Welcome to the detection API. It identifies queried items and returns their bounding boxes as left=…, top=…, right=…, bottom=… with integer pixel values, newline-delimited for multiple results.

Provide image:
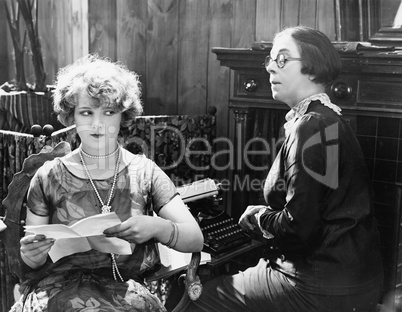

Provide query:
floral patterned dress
left=10, top=152, right=177, bottom=312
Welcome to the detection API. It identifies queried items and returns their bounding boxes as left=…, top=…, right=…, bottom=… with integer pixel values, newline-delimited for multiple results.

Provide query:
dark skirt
left=187, top=258, right=382, bottom=312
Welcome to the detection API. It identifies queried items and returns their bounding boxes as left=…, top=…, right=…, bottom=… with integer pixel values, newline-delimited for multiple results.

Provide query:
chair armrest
left=184, top=252, right=202, bottom=300
left=171, top=252, right=202, bottom=312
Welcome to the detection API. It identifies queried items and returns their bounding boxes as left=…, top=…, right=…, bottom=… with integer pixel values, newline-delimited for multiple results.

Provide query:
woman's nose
left=92, top=123, right=105, bottom=130
left=266, top=61, right=276, bottom=74
left=91, top=117, right=105, bottom=130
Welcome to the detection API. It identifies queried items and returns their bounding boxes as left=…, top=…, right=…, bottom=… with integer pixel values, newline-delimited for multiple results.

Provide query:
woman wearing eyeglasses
left=188, top=26, right=383, bottom=312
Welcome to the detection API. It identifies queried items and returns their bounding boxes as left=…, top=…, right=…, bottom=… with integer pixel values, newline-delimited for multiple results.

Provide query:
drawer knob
left=244, top=79, right=258, bottom=92
left=331, top=81, right=352, bottom=100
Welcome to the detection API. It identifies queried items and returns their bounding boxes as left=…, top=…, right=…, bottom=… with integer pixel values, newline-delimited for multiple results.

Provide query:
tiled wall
left=354, top=114, right=402, bottom=303
left=234, top=108, right=400, bottom=305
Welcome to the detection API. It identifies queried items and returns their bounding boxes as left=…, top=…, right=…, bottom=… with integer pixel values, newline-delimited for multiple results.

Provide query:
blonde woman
left=13, top=55, right=203, bottom=312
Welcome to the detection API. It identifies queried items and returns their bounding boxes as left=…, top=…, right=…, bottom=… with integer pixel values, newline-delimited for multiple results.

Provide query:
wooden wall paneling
left=316, top=0, right=336, bottom=40
left=281, top=0, right=300, bottom=28
left=337, top=0, right=362, bottom=41
left=21, top=0, right=38, bottom=86
left=117, top=0, right=148, bottom=112
left=71, top=0, right=89, bottom=62
left=146, top=0, right=179, bottom=115
left=56, top=0, right=73, bottom=69
left=256, top=0, right=281, bottom=41
left=226, top=0, right=257, bottom=215
left=232, top=0, right=256, bottom=48
left=208, top=0, right=231, bottom=134
left=177, top=0, right=209, bottom=115
left=10, top=0, right=61, bottom=87
left=299, top=0, right=318, bottom=28
left=208, top=0, right=232, bottom=181
left=4, top=0, right=15, bottom=84
left=38, top=0, right=58, bottom=85
left=55, top=0, right=65, bottom=68
left=88, top=0, right=117, bottom=60
left=63, top=1, right=74, bottom=68
left=0, top=0, right=9, bottom=84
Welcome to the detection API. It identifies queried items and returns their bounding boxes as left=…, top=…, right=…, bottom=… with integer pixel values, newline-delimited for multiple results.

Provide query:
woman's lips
left=90, top=134, right=104, bottom=138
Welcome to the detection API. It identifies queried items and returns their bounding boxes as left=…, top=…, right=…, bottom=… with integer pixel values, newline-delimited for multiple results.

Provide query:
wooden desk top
left=147, top=239, right=264, bottom=282
left=206, top=239, right=264, bottom=267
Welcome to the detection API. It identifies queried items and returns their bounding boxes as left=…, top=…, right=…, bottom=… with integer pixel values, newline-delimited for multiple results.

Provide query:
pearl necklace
left=78, top=148, right=124, bottom=282
left=79, top=148, right=121, bottom=214
left=80, top=144, right=120, bottom=159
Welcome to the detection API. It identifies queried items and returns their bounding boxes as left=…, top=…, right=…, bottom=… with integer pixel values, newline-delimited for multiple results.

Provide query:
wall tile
left=374, top=160, right=397, bottom=183
left=373, top=181, right=397, bottom=206
left=356, top=116, right=377, bottom=136
left=378, top=117, right=400, bottom=138
left=376, top=137, right=398, bottom=161
left=357, top=135, right=376, bottom=159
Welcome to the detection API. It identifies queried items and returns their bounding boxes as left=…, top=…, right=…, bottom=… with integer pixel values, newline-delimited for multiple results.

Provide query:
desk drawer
left=234, top=71, right=272, bottom=100
left=330, top=75, right=402, bottom=113
left=233, top=70, right=402, bottom=114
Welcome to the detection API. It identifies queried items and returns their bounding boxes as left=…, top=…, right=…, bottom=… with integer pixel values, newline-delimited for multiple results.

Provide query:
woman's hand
left=239, top=205, right=267, bottom=233
left=20, top=234, right=54, bottom=269
left=104, top=215, right=159, bottom=244
left=104, top=195, right=204, bottom=252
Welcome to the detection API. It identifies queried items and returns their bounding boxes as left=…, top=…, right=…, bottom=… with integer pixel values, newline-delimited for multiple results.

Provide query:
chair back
left=0, top=142, right=71, bottom=309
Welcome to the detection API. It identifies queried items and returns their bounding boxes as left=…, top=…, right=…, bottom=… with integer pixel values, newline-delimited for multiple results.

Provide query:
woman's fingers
left=104, top=219, right=134, bottom=235
left=239, top=205, right=266, bottom=231
left=103, top=216, right=154, bottom=244
left=21, top=234, right=46, bottom=244
left=20, top=234, right=55, bottom=257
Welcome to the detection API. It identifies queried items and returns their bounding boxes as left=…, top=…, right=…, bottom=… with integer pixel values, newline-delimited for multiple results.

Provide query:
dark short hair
left=275, top=26, right=341, bottom=87
left=53, top=54, right=143, bottom=128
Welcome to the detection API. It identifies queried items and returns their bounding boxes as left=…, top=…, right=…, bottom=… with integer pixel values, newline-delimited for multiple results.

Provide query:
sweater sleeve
left=259, top=114, right=337, bottom=247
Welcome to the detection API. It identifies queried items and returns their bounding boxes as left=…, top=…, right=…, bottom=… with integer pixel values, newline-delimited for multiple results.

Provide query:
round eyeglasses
left=264, top=53, right=302, bottom=70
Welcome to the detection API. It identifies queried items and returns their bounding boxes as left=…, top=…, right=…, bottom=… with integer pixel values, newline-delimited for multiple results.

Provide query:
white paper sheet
left=25, top=212, right=132, bottom=262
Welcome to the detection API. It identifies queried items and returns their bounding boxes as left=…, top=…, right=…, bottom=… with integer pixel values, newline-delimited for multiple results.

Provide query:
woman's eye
left=105, top=110, right=116, bottom=116
left=80, top=111, right=92, bottom=116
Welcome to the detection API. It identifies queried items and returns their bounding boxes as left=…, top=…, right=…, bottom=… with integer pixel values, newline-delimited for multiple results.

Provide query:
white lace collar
left=284, top=93, right=342, bottom=135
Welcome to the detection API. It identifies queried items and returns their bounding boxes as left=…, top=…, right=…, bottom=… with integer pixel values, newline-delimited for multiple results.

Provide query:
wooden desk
left=148, top=239, right=264, bottom=282
left=206, top=239, right=264, bottom=268
left=161, top=239, right=265, bottom=310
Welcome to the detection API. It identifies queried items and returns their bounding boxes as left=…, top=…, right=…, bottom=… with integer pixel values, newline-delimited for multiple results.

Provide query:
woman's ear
left=67, top=116, right=75, bottom=127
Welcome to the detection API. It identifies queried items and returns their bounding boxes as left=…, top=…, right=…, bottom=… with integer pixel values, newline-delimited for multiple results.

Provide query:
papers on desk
left=24, top=212, right=132, bottom=262
left=152, top=243, right=211, bottom=279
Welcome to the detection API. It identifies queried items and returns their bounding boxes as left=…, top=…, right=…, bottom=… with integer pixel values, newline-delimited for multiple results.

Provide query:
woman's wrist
left=160, top=219, right=179, bottom=248
left=256, top=206, right=275, bottom=239
left=20, top=251, right=47, bottom=269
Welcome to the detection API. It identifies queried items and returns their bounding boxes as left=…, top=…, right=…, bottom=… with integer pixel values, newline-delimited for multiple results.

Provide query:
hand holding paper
left=25, top=212, right=132, bottom=262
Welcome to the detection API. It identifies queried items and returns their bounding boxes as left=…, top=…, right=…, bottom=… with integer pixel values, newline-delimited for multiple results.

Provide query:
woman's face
left=74, top=92, right=122, bottom=154
left=266, top=33, right=315, bottom=108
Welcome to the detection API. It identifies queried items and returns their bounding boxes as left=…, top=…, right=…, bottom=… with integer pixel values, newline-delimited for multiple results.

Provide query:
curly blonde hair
left=53, top=54, right=143, bottom=128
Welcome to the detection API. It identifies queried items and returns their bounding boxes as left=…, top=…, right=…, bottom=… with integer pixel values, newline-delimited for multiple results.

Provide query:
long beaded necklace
left=78, top=146, right=124, bottom=282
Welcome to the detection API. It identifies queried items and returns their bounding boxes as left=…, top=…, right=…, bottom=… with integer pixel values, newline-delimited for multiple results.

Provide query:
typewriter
left=198, top=211, right=251, bottom=257
left=177, top=179, right=252, bottom=257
